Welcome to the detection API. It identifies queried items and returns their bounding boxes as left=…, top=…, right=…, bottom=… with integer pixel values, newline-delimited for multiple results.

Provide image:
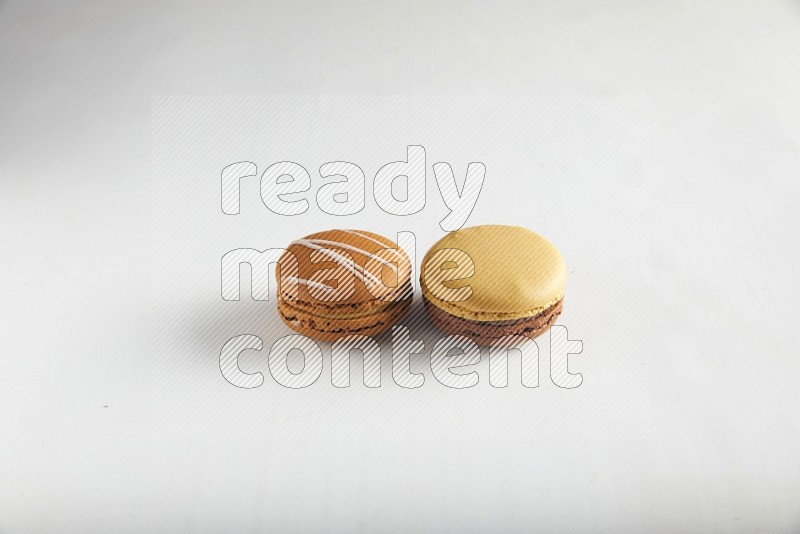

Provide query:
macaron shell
left=277, top=296, right=411, bottom=342
left=423, top=294, right=563, bottom=345
left=279, top=229, right=412, bottom=312
left=421, top=225, right=566, bottom=321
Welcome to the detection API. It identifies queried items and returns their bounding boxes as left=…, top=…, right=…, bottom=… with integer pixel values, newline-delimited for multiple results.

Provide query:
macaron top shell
left=278, top=229, right=412, bottom=312
left=420, top=225, right=566, bottom=321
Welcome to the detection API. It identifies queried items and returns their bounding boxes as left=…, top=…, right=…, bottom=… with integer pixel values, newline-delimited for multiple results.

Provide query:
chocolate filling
left=278, top=297, right=411, bottom=335
left=423, top=297, right=563, bottom=345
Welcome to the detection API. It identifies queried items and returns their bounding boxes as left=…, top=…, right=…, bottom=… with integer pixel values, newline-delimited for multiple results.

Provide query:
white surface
left=1, top=1, right=799, bottom=532
left=149, top=94, right=650, bottom=442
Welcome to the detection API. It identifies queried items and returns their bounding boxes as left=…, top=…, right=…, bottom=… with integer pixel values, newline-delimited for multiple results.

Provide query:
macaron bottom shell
left=422, top=295, right=562, bottom=346
left=277, top=296, right=412, bottom=342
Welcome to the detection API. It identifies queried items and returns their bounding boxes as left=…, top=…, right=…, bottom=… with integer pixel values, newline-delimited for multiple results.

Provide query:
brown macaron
left=276, top=229, right=412, bottom=341
left=420, top=225, right=566, bottom=345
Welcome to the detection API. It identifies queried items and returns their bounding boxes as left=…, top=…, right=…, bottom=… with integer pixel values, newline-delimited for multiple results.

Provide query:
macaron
left=420, top=225, right=565, bottom=345
left=276, top=229, right=412, bottom=341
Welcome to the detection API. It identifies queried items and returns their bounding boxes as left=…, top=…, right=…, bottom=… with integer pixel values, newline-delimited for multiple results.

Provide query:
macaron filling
left=423, top=296, right=562, bottom=342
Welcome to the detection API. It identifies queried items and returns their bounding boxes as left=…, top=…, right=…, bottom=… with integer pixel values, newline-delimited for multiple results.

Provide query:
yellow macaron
left=420, top=225, right=566, bottom=344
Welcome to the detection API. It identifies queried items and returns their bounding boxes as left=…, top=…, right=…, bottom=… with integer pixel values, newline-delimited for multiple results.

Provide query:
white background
left=150, top=94, right=651, bottom=443
left=2, top=1, right=799, bottom=532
